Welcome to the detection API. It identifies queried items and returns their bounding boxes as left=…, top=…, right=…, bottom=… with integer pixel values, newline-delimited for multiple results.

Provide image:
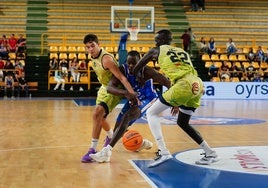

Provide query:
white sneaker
left=79, top=87, right=83, bottom=91
left=147, top=149, right=173, bottom=168
left=70, top=86, right=73, bottom=91
left=136, top=139, right=153, bottom=152
left=89, top=146, right=111, bottom=163
left=195, top=151, right=220, bottom=165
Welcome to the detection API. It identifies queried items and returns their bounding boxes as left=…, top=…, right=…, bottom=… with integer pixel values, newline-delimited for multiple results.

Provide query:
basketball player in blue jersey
left=133, top=29, right=219, bottom=167
left=89, top=50, right=171, bottom=163
left=81, top=34, right=137, bottom=163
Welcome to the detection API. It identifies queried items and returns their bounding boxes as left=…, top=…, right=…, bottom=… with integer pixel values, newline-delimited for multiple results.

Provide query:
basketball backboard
left=111, top=6, right=155, bottom=33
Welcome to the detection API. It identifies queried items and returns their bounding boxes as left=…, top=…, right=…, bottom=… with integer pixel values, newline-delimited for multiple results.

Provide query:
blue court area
left=131, top=146, right=268, bottom=188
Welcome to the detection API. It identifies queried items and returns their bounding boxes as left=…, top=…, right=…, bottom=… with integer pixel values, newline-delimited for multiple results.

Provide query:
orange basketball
left=122, top=130, right=143, bottom=151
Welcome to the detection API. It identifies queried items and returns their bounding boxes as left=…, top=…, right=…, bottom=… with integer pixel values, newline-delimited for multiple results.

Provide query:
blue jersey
left=122, top=63, right=157, bottom=101
left=116, top=64, right=158, bottom=126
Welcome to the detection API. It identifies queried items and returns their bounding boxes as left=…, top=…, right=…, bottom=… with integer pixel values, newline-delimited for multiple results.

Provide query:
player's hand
left=124, top=92, right=139, bottom=106
left=171, top=106, right=179, bottom=116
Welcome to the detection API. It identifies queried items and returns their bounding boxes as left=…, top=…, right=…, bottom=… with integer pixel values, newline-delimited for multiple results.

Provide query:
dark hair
left=156, top=29, right=172, bottom=44
left=128, top=50, right=140, bottom=59
left=83, top=34, right=99, bottom=44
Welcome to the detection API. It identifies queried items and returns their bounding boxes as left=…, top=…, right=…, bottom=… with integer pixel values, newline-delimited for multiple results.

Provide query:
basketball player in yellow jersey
left=81, top=34, right=137, bottom=163
left=133, top=29, right=219, bottom=167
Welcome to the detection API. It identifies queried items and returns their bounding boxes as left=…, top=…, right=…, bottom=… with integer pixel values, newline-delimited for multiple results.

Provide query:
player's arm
left=107, top=66, right=129, bottom=97
left=143, top=66, right=171, bottom=89
left=103, top=55, right=137, bottom=103
left=133, top=47, right=159, bottom=75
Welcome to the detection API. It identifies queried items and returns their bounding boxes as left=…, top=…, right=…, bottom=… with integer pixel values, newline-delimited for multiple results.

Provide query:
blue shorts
left=116, top=97, right=157, bottom=126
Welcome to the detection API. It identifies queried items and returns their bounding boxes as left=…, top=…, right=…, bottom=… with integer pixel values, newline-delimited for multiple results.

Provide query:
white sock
left=146, top=99, right=170, bottom=153
left=90, top=138, right=98, bottom=149
left=200, top=140, right=213, bottom=154
left=106, top=129, right=113, bottom=138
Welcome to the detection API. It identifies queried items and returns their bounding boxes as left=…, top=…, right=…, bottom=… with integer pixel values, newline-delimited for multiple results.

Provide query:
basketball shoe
left=81, top=148, right=97, bottom=163
left=136, top=139, right=153, bottom=152
left=90, top=146, right=111, bottom=163
left=103, top=136, right=111, bottom=147
left=147, top=149, right=173, bottom=168
left=195, top=151, right=219, bottom=165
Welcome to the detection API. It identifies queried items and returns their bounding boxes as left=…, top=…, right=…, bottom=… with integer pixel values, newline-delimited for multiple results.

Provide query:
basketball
left=122, top=130, right=143, bottom=151
left=114, top=22, right=119, bottom=28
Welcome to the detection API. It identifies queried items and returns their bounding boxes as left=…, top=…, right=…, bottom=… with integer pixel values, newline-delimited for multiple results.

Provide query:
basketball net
left=127, top=27, right=139, bottom=41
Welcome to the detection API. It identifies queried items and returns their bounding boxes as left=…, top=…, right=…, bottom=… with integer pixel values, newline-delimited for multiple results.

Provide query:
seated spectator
left=0, top=57, right=5, bottom=81
left=207, top=37, right=216, bottom=55
left=0, top=35, right=8, bottom=58
left=247, top=47, right=255, bottom=62
left=208, top=61, right=218, bottom=80
left=219, top=61, right=231, bottom=80
left=229, top=62, right=241, bottom=78
left=53, top=70, right=65, bottom=91
left=246, top=62, right=255, bottom=80
left=262, top=68, right=268, bottom=82
left=240, top=72, right=249, bottom=82
left=255, top=46, right=265, bottom=63
left=17, top=72, right=29, bottom=97
left=198, top=37, right=208, bottom=54
left=49, top=57, right=58, bottom=70
left=226, top=38, right=237, bottom=55
left=16, top=34, right=26, bottom=54
left=14, top=59, right=24, bottom=81
left=251, top=72, right=262, bottom=82
left=3, top=59, right=15, bottom=79
left=59, top=58, right=68, bottom=77
left=8, top=34, right=17, bottom=53
left=4, top=72, right=15, bottom=99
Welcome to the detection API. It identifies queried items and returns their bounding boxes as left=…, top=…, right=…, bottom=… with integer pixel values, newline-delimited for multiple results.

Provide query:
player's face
left=85, top=41, right=100, bottom=58
left=154, top=33, right=162, bottom=47
left=127, top=55, right=139, bottom=74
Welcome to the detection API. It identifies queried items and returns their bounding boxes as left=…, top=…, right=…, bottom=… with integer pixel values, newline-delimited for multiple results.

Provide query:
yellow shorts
left=162, top=74, right=204, bottom=108
left=96, top=85, right=122, bottom=113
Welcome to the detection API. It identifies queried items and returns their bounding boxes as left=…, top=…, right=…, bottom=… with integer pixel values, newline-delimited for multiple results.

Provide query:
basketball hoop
left=127, top=27, right=139, bottom=41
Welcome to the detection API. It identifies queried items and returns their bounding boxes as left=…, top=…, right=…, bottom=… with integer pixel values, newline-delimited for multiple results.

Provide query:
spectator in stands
left=190, top=0, right=198, bottom=11
left=197, top=0, right=205, bottom=11
left=0, top=57, right=4, bottom=81
left=8, top=34, right=17, bottom=53
left=181, top=29, right=191, bottom=53
left=207, top=37, right=216, bottom=55
left=208, top=61, right=218, bottom=80
left=240, top=72, right=249, bottom=82
left=251, top=72, right=262, bottom=82
left=4, top=72, right=15, bottom=99
left=247, top=47, right=255, bottom=62
left=16, top=34, right=26, bottom=54
left=14, top=59, right=24, bottom=81
left=188, top=27, right=196, bottom=56
left=49, top=57, right=58, bottom=70
left=53, top=70, right=65, bottom=91
left=262, top=68, right=268, bottom=82
left=226, top=38, right=237, bottom=55
left=219, top=61, right=230, bottom=81
left=0, top=35, right=8, bottom=58
left=17, top=72, right=29, bottom=97
left=229, top=62, right=241, bottom=79
left=198, top=37, right=208, bottom=54
left=59, top=58, right=68, bottom=77
left=3, top=59, right=15, bottom=79
left=255, top=46, right=265, bottom=63
left=246, top=62, right=255, bottom=80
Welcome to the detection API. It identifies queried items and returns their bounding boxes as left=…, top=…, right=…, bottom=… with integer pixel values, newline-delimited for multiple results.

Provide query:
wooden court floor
left=0, top=98, right=267, bottom=188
